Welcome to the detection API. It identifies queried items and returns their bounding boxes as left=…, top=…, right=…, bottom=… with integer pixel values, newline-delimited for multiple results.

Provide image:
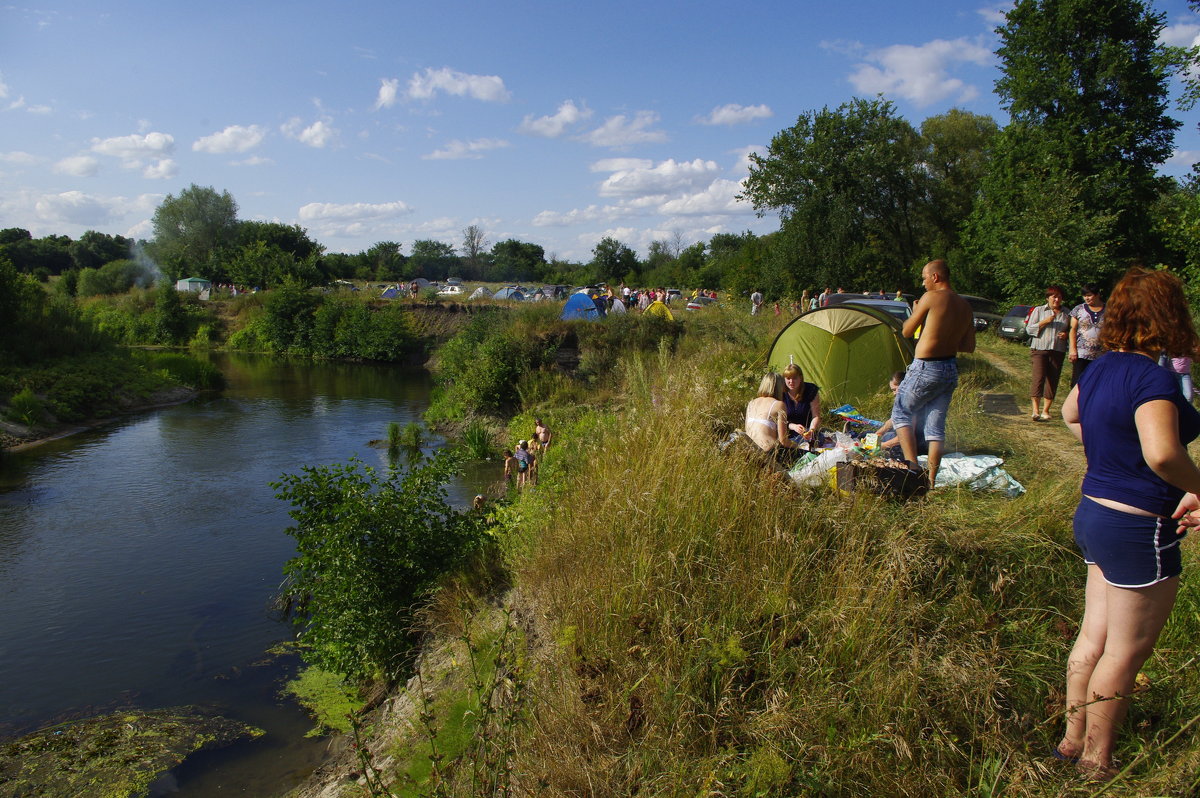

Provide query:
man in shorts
left=891, top=259, right=976, bottom=487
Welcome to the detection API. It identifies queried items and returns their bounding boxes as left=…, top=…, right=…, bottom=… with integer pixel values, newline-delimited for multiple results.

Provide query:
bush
left=6, top=386, right=46, bottom=426
left=139, top=351, right=226, bottom=389
left=273, top=452, right=489, bottom=680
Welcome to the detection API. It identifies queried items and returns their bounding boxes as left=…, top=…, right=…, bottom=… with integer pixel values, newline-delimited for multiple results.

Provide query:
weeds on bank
left=486, top=334, right=1200, bottom=796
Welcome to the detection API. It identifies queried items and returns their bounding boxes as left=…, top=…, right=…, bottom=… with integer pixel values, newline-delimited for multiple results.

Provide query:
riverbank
left=0, top=385, right=197, bottom=452
left=282, top=317, right=1200, bottom=797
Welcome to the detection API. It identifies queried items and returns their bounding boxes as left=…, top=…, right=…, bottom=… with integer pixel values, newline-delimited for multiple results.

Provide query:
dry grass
left=408, top=319, right=1200, bottom=797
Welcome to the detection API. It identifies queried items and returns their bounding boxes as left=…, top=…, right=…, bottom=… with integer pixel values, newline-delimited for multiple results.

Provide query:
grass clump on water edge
left=282, top=666, right=364, bottom=736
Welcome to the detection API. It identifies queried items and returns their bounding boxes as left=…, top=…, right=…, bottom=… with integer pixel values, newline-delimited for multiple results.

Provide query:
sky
left=3, top=0, right=1200, bottom=263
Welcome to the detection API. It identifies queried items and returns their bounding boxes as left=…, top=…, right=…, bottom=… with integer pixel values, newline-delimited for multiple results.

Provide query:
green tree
left=69, top=230, right=131, bottom=271
left=151, top=184, right=239, bottom=281
left=461, top=224, right=489, bottom=280
left=409, top=239, right=457, bottom=280
left=76, top=259, right=142, bottom=296
left=964, top=166, right=1118, bottom=301
left=272, top=452, right=487, bottom=679
left=363, top=241, right=406, bottom=282
left=742, top=97, right=930, bottom=292
left=590, top=236, right=640, bottom=284
left=919, top=110, right=999, bottom=261
left=974, top=0, right=1179, bottom=272
left=151, top=282, right=188, bottom=345
left=489, top=238, right=545, bottom=282
left=236, top=221, right=323, bottom=262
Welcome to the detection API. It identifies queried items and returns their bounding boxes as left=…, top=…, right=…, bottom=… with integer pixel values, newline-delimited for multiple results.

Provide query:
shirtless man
left=892, top=259, right=976, bottom=487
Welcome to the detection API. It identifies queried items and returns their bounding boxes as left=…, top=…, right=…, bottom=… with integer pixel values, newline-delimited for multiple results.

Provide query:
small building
left=175, top=277, right=212, bottom=293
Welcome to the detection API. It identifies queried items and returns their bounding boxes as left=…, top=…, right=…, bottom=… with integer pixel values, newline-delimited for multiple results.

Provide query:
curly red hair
left=1100, top=266, right=1199, bottom=357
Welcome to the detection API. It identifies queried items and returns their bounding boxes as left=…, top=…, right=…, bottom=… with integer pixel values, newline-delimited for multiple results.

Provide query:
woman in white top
left=744, top=373, right=800, bottom=456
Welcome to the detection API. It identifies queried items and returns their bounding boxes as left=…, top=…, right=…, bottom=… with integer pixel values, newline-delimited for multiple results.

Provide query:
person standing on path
left=750, top=289, right=764, bottom=315
left=1058, top=266, right=1200, bottom=782
left=1068, top=284, right=1106, bottom=388
left=1027, top=285, right=1071, bottom=420
left=890, top=259, right=976, bottom=487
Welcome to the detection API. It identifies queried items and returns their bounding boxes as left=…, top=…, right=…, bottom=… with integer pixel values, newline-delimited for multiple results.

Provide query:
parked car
left=437, top=284, right=463, bottom=296
left=961, top=295, right=1000, bottom=332
left=685, top=295, right=718, bottom=311
left=840, top=297, right=912, bottom=324
left=997, top=305, right=1034, bottom=341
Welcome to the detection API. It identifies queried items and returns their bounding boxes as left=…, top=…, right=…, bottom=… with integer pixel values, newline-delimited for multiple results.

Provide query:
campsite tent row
left=561, top=293, right=675, bottom=321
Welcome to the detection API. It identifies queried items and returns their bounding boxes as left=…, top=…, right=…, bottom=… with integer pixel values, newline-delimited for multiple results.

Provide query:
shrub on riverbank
left=273, top=451, right=490, bottom=682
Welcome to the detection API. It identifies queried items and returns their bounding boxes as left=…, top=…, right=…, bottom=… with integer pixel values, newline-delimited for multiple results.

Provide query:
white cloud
left=90, top=131, right=175, bottom=168
left=1162, top=23, right=1200, bottom=47
left=282, top=118, right=338, bottom=148
left=518, top=100, right=592, bottom=137
left=590, top=158, right=653, bottom=173
left=1167, top=149, right=1200, bottom=168
left=405, top=67, right=510, bottom=102
left=532, top=204, right=640, bottom=227
left=374, top=77, right=400, bottom=110
left=143, top=158, right=178, bottom=179
left=848, top=37, right=993, bottom=106
left=977, top=3, right=1012, bottom=26
left=6, top=96, right=25, bottom=111
left=53, top=155, right=100, bottom=176
left=423, top=138, right=509, bottom=160
left=579, top=111, right=668, bottom=148
left=0, top=151, right=40, bottom=165
left=193, top=124, right=267, bottom=154
left=657, top=179, right=753, bottom=216
left=298, top=200, right=413, bottom=222
left=730, top=145, right=767, bottom=174
left=596, top=158, right=722, bottom=198
left=696, top=103, right=773, bottom=126
left=232, top=155, right=274, bottom=166
left=33, top=190, right=137, bottom=226
left=298, top=200, right=416, bottom=239
left=26, top=104, right=51, bottom=114
left=0, top=73, right=8, bottom=99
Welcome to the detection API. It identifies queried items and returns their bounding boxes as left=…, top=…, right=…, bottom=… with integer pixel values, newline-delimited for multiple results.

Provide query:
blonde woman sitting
left=745, top=373, right=801, bottom=462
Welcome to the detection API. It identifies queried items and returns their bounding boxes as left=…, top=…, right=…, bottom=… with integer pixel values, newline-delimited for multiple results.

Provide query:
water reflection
left=0, top=352, right=494, bottom=795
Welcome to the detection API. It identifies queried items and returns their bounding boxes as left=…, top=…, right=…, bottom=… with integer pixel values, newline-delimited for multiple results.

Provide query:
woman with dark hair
left=781, top=363, right=820, bottom=442
left=1068, top=283, right=1106, bottom=388
left=1057, top=266, right=1200, bottom=781
left=1026, top=285, right=1070, bottom=420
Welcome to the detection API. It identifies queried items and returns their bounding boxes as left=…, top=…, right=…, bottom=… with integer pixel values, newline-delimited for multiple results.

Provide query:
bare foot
left=1076, top=760, right=1118, bottom=782
left=1051, top=741, right=1081, bottom=763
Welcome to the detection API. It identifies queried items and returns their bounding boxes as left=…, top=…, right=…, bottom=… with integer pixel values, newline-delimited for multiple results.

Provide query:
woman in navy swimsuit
left=1058, top=266, right=1200, bottom=780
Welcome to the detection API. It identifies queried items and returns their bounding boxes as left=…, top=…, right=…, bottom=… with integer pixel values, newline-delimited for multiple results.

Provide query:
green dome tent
left=766, top=304, right=914, bottom=404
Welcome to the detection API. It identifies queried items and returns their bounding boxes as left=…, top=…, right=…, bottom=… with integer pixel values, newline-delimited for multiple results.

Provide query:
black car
left=997, top=305, right=1034, bottom=341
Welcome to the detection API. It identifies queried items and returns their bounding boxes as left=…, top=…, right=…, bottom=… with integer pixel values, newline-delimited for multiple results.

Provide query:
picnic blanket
left=918, top=452, right=1025, bottom=497
left=829, top=404, right=884, bottom=429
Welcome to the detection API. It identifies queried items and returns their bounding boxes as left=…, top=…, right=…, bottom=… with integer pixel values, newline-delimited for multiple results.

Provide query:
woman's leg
left=1060, top=564, right=1108, bottom=757
left=1031, top=352, right=1046, bottom=417
left=1078, top=576, right=1179, bottom=774
left=1043, top=351, right=1066, bottom=416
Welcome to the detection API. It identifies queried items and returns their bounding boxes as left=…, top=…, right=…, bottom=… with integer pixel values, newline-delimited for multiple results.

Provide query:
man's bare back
left=902, top=261, right=975, bottom=358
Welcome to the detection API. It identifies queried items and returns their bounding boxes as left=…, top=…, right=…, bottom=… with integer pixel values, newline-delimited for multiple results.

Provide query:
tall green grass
left=436, top=335, right=1200, bottom=796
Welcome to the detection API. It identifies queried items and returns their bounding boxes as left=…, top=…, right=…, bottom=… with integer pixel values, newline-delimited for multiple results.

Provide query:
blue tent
left=561, top=292, right=600, bottom=320
left=380, top=286, right=400, bottom=299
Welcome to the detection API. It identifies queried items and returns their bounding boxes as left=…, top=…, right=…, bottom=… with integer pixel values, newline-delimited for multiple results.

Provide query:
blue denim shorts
left=891, top=358, right=958, bottom=442
left=1073, top=496, right=1184, bottom=588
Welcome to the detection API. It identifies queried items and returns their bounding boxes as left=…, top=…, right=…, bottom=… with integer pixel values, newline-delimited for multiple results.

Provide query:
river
left=0, top=352, right=496, bottom=795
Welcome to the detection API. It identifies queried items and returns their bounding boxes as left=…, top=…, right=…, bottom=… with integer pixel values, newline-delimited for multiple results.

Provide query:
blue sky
left=3, top=0, right=1200, bottom=263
